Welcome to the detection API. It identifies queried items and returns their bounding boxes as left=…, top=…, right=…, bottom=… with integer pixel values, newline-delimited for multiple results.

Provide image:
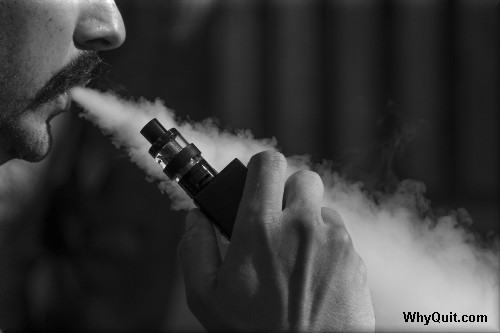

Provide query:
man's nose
left=74, top=0, right=126, bottom=51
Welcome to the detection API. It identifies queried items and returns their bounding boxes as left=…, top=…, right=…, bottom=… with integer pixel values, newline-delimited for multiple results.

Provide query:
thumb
left=178, top=208, right=221, bottom=302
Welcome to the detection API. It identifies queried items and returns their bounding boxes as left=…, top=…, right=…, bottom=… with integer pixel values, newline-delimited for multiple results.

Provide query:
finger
left=321, top=207, right=354, bottom=249
left=321, top=207, right=345, bottom=228
left=177, top=208, right=221, bottom=304
left=283, top=170, right=324, bottom=214
left=214, top=225, right=230, bottom=260
left=239, top=151, right=287, bottom=219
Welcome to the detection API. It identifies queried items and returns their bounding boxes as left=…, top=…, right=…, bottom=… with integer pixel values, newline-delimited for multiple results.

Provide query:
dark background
left=106, top=0, right=498, bottom=233
left=0, top=0, right=497, bottom=331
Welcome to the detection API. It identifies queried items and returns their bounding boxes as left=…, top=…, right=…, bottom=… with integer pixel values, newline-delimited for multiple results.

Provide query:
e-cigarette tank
left=141, top=118, right=247, bottom=240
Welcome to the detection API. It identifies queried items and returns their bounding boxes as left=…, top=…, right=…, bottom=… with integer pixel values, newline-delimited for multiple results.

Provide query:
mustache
left=27, top=51, right=109, bottom=110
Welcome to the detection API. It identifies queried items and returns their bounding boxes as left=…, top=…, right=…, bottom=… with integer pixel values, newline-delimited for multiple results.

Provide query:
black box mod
left=140, top=118, right=247, bottom=239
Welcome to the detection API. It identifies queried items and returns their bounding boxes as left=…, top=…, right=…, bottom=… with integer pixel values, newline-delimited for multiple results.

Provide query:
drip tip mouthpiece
left=140, top=118, right=168, bottom=145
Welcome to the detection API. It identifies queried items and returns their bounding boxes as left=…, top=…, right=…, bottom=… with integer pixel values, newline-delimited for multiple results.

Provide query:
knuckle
left=356, top=256, right=368, bottom=284
left=285, top=209, right=323, bottom=238
left=343, top=252, right=369, bottom=290
left=328, top=224, right=353, bottom=249
left=238, top=200, right=272, bottom=223
left=321, top=207, right=344, bottom=226
left=248, top=150, right=287, bottom=171
left=288, top=170, right=323, bottom=189
left=256, top=214, right=282, bottom=236
left=238, top=201, right=277, bottom=233
left=291, top=211, right=318, bottom=229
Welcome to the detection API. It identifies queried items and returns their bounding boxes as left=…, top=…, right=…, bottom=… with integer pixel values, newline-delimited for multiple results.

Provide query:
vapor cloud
left=70, top=87, right=499, bottom=332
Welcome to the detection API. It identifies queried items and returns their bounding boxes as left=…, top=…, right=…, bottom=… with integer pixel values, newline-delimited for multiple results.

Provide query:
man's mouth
left=49, top=77, right=93, bottom=118
left=57, top=92, right=71, bottom=111
left=27, top=51, right=107, bottom=111
left=44, top=92, right=71, bottom=121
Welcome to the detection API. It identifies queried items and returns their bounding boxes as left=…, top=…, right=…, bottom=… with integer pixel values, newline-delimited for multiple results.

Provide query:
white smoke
left=69, top=86, right=499, bottom=332
left=69, top=87, right=280, bottom=210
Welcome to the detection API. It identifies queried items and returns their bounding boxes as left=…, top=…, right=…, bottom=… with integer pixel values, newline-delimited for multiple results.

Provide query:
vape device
left=140, top=118, right=247, bottom=240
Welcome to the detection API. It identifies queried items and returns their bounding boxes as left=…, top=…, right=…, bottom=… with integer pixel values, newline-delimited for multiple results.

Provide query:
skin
left=0, top=0, right=126, bottom=164
left=0, top=1, right=375, bottom=330
left=178, top=151, right=375, bottom=332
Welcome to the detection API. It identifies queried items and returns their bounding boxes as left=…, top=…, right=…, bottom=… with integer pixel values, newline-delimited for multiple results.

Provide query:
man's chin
left=7, top=117, right=54, bottom=163
left=20, top=145, right=51, bottom=163
left=16, top=140, right=52, bottom=163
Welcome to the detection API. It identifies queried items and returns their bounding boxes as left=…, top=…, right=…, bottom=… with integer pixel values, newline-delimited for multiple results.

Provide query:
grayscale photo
left=0, top=0, right=498, bottom=331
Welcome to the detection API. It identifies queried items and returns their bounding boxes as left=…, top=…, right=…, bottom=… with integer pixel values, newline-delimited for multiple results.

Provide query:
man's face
left=0, top=0, right=125, bottom=163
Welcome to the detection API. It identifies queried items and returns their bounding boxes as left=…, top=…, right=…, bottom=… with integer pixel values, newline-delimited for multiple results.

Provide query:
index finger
left=238, top=150, right=287, bottom=220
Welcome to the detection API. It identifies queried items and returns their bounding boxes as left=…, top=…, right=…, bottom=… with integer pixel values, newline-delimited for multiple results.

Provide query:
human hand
left=178, top=151, right=375, bottom=332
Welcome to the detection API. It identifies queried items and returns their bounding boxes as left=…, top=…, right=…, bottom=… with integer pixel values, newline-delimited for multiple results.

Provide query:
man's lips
left=48, top=92, right=71, bottom=118
left=50, top=81, right=91, bottom=115
left=59, top=92, right=71, bottom=111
